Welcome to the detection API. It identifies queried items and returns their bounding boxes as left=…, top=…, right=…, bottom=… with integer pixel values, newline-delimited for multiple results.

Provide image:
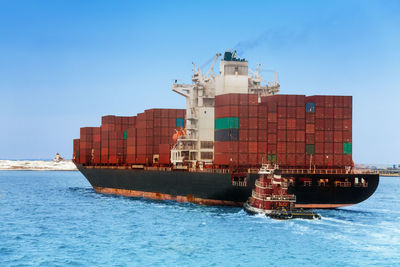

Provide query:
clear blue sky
left=0, top=0, right=399, bottom=164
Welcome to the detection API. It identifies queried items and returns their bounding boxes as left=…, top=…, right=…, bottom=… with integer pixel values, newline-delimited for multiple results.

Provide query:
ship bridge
left=171, top=51, right=280, bottom=168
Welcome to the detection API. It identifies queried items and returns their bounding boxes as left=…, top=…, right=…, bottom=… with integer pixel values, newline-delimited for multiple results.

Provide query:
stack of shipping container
left=73, top=94, right=352, bottom=169
left=213, top=94, right=352, bottom=169
left=73, top=109, right=185, bottom=166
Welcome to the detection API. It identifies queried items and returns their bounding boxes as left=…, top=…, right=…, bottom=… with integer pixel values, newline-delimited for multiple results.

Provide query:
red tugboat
left=244, top=164, right=321, bottom=220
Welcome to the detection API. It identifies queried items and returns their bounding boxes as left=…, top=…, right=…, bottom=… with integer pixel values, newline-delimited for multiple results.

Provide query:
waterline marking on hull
left=93, top=186, right=243, bottom=206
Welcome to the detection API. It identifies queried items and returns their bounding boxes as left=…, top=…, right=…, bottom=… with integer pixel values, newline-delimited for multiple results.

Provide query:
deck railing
left=252, top=191, right=296, bottom=201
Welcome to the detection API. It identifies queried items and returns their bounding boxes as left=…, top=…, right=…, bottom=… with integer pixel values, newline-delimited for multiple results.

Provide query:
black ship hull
left=77, top=165, right=379, bottom=208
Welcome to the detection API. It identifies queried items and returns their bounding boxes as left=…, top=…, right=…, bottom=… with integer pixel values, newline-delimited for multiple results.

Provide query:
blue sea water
left=0, top=171, right=399, bottom=266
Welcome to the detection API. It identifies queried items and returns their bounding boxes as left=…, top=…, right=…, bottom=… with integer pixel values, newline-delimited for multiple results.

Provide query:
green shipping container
left=343, top=142, right=352, bottom=155
left=215, top=117, right=239, bottom=130
left=176, top=118, right=184, bottom=127
left=123, top=131, right=128, bottom=140
left=306, top=144, right=315, bottom=155
left=76, top=151, right=80, bottom=157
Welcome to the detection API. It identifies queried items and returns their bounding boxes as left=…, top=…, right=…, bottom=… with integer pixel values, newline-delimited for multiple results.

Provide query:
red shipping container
left=73, top=139, right=80, bottom=163
left=296, top=131, right=305, bottom=142
left=278, top=106, right=287, bottom=118
left=343, top=108, right=352, bottom=119
left=229, top=105, right=239, bottom=117
left=325, top=119, right=334, bottom=131
left=343, top=120, right=352, bottom=131
left=334, top=96, right=344, bottom=108
left=344, top=96, right=352, bottom=108
left=276, top=95, right=288, bottom=106
left=108, top=155, right=118, bottom=164
left=325, top=154, right=334, bottom=166
left=287, top=95, right=297, bottom=106
left=343, top=155, right=353, bottom=166
left=239, top=154, right=249, bottom=165
left=296, top=95, right=305, bottom=106
left=306, top=124, right=315, bottom=134
left=215, top=95, right=228, bottom=106
left=334, top=143, right=342, bottom=154
left=248, top=142, right=257, bottom=153
left=258, top=129, right=267, bottom=141
left=214, top=153, right=230, bottom=165
left=334, top=119, right=343, bottom=131
left=296, top=107, right=305, bottom=118
left=278, top=119, right=286, bottom=130
left=287, top=107, right=296, bottom=118
left=249, top=130, right=257, bottom=141
left=306, top=114, right=315, bottom=124
left=296, top=119, right=305, bottom=130
left=296, top=143, right=305, bottom=154
left=324, top=131, right=334, bottom=142
left=324, top=143, right=334, bottom=154
left=267, top=144, right=277, bottom=154
left=325, top=96, right=334, bottom=107
left=334, top=131, right=343, bottom=143
left=334, top=155, right=343, bottom=166
left=334, top=107, right=344, bottom=119
left=258, top=105, right=267, bottom=117
left=168, top=109, right=178, bottom=118
left=249, top=118, right=258, bottom=129
left=239, top=142, right=248, bottom=153
left=267, top=102, right=277, bottom=113
left=230, top=94, right=240, bottom=105
left=268, top=113, right=277, bottom=122
left=214, top=142, right=225, bottom=153
left=258, top=118, right=267, bottom=130
left=277, top=142, right=287, bottom=153
left=287, top=130, right=296, bottom=142
left=315, top=143, right=324, bottom=154
left=268, top=134, right=277, bottom=144
left=306, top=134, right=314, bottom=144
left=315, top=106, right=325, bottom=119
left=248, top=153, right=257, bottom=165
left=249, top=106, right=258, bottom=117
left=239, top=94, right=249, bottom=105
left=343, top=131, right=352, bottom=142
left=240, top=106, right=250, bottom=118
left=249, top=94, right=258, bottom=105
left=287, top=119, right=296, bottom=130
left=315, top=119, right=324, bottom=131
left=215, top=141, right=233, bottom=153
left=324, top=107, right=334, bottom=119
left=239, top=117, right=249, bottom=129
left=277, top=130, right=286, bottom=142
left=214, top=106, right=223, bottom=118
left=268, top=123, right=277, bottom=133
left=296, top=154, right=305, bottom=166
left=287, top=142, right=296, bottom=154
left=258, top=142, right=267, bottom=154
left=287, top=154, right=296, bottom=165
left=314, top=154, right=324, bottom=166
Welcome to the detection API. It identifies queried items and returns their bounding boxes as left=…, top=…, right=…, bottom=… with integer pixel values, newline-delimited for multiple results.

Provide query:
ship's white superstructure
left=170, top=51, right=280, bottom=167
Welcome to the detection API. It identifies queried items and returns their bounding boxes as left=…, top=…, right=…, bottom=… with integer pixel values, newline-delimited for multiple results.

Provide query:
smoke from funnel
left=233, top=28, right=307, bottom=56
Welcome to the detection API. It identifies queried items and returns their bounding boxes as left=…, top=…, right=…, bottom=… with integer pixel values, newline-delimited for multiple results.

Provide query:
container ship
left=73, top=51, right=379, bottom=208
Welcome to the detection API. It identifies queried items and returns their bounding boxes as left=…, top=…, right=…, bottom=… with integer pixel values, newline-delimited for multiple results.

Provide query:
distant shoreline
left=0, top=160, right=78, bottom=171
